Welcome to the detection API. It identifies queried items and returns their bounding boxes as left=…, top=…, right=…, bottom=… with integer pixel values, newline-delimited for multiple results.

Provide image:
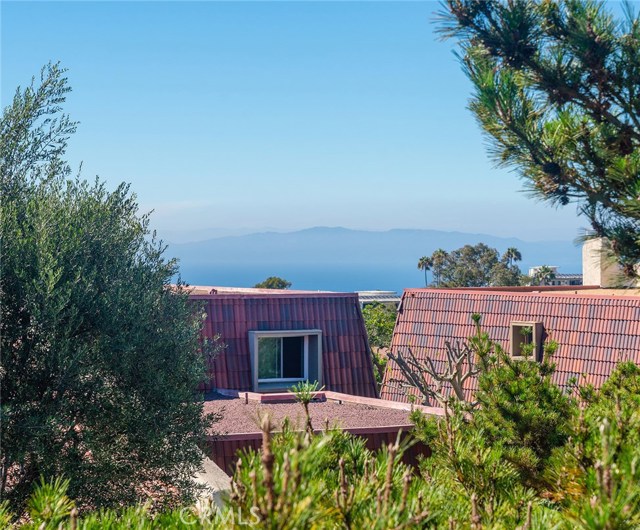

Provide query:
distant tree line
left=254, top=276, right=292, bottom=289
left=417, top=244, right=524, bottom=287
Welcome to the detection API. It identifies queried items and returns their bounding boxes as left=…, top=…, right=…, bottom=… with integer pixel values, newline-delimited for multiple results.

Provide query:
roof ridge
left=402, top=288, right=640, bottom=302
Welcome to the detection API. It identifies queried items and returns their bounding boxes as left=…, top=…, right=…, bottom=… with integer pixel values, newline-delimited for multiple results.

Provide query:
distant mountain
left=157, top=225, right=286, bottom=244
left=168, top=227, right=583, bottom=294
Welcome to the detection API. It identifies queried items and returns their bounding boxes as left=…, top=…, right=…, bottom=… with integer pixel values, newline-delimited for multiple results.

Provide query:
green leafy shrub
left=1, top=64, right=218, bottom=511
left=362, top=302, right=396, bottom=388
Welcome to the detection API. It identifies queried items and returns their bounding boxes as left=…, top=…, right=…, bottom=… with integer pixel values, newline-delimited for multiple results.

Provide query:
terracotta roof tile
left=381, top=289, right=640, bottom=404
left=193, top=290, right=378, bottom=398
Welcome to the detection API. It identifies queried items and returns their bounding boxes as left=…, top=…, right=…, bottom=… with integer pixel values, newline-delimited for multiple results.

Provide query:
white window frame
left=249, top=330, right=322, bottom=391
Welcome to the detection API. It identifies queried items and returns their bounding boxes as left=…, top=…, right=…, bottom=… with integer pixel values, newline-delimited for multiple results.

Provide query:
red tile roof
left=381, top=288, right=640, bottom=404
left=192, top=289, right=378, bottom=398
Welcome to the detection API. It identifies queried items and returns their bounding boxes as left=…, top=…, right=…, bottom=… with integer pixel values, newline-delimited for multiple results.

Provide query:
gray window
left=257, top=336, right=304, bottom=380
left=249, top=330, right=322, bottom=391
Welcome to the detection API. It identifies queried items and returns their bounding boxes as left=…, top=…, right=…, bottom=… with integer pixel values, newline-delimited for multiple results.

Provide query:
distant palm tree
left=417, top=256, right=433, bottom=287
left=504, top=247, right=522, bottom=267
left=533, top=265, right=556, bottom=286
left=431, top=249, right=448, bottom=287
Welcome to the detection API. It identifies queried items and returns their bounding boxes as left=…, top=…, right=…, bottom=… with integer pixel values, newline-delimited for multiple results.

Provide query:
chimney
left=582, top=238, right=639, bottom=288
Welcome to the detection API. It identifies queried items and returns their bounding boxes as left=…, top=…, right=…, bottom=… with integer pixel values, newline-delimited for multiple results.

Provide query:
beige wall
left=582, top=238, right=640, bottom=288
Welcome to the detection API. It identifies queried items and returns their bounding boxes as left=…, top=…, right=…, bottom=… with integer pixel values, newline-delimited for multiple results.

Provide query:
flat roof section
left=204, top=390, right=440, bottom=436
left=187, top=285, right=337, bottom=296
left=357, top=290, right=401, bottom=305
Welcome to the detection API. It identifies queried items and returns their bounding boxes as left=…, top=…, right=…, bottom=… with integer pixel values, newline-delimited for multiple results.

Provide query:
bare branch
left=388, top=339, right=480, bottom=409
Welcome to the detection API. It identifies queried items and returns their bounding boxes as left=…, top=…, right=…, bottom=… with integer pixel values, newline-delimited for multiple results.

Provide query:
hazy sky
left=2, top=1, right=587, bottom=242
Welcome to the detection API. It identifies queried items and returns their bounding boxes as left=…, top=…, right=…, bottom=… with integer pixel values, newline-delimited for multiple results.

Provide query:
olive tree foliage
left=0, top=64, right=215, bottom=509
left=440, top=0, right=640, bottom=276
left=0, top=64, right=77, bottom=194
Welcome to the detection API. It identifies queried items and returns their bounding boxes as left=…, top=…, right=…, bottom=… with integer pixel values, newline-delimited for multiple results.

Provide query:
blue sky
left=2, top=1, right=586, bottom=242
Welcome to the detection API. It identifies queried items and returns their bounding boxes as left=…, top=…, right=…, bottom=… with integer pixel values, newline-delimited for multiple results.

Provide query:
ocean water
left=177, top=262, right=422, bottom=294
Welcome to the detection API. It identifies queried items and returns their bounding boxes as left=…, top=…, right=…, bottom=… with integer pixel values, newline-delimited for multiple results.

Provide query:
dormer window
left=510, top=322, right=543, bottom=360
left=249, top=330, right=322, bottom=392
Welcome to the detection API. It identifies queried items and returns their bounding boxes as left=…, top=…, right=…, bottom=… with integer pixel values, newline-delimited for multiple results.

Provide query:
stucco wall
left=582, top=238, right=640, bottom=288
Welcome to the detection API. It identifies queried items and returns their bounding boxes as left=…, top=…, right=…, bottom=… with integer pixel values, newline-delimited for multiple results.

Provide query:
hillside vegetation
left=3, top=345, right=640, bottom=528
